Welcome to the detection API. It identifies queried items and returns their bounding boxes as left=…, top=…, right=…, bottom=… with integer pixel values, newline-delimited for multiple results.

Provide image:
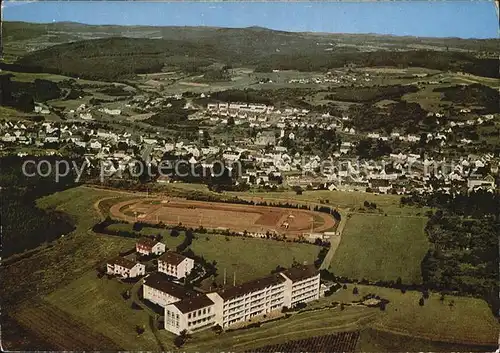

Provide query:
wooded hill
left=5, top=23, right=499, bottom=81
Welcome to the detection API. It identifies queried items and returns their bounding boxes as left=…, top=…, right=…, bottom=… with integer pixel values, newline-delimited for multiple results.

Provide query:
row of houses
left=107, top=238, right=194, bottom=280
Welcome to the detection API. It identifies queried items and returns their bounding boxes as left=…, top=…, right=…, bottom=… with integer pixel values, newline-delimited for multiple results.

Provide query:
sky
left=2, top=1, right=499, bottom=39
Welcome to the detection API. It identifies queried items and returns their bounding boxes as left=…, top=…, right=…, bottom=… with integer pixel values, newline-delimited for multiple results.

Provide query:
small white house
left=136, top=238, right=166, bottom=256
left=107, top=257, right=145, bottom=278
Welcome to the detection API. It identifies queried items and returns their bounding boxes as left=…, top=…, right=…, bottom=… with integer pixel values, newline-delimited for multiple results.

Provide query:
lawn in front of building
left=330, top=214, right=429, bottom=284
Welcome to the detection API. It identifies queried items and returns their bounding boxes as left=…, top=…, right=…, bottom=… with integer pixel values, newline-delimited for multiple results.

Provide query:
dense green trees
left=349, top=101, right=427, bottom=134
left=325, top=84, right=418, bottom=103
left=434, top=84, right=500, bottom=114
left=413, top=191, right=500, bottom=316
left=1, top=156, right=79, bottom=257
left=10, top=34, right=497, bottom=81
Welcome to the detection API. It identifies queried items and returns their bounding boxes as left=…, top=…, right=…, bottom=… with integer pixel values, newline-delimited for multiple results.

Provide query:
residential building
left=158, top=252, right=195, bottom=279
left=136, top=238, right=166, bottom=256
left=106, top=257, right=145, bottom=278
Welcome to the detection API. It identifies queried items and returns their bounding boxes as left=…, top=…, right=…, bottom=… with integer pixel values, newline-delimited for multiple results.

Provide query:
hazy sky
left=2, top=1, right=499, bottom=39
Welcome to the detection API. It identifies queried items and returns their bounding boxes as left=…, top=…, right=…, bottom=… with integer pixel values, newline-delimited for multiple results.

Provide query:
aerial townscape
left=1, top=2, right=499, bottom=352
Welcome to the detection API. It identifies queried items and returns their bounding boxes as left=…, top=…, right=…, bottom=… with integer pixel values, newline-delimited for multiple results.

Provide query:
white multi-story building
left=106, top=257, right=145, bottom=278
left=281, top=265, right=321, bottom=308
left=143, top=272, right=197, bottom=307
left=165, top=295, right=216, bottom=335
left=158, top=252, right=194, bottom=279
left=164, top=265, right=320, bottom=334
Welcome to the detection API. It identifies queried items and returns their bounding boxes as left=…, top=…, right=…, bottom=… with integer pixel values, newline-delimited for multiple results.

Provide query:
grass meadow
left=330, top=214, right=429, bottom=284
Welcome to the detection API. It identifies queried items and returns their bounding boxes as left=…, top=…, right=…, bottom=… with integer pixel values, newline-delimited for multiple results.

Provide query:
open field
left=105, top=223, right=185, bottom=248
left=330, top=214, right=429, bottom=284
left=110, top=198, right=336, bottom=237
left=190, top=233, right=321, bottom=287
left=225, top=188, right=430, bottom=216
left=44, top=270, right=161, bottom=351
left=165, top=282, right=499, bottom=351
left=328, top=284, right=500, bottom=346
left=11, top=300, right=122, bottom=350
left=357, top=328, right=496, bottom=352
left=176, top=306, right=377, bottom=352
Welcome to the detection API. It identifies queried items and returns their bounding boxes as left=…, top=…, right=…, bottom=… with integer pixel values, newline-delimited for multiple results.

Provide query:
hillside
left=3, top=22, right=499, bottom=80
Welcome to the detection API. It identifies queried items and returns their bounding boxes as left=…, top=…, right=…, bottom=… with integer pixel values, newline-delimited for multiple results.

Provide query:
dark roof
left=159, top=251, right=189, bottom=266
left=172, top=294, right=214, bottom=314
left=143, top=272, right=197, bottom=299
left=136, top=237, right=161, bottom=248
left=370, top=179, right=391, bottom=187
left=108, top=256, right=139, bottom=270
left=217, top=274, right=285, bottom=301
left=280, top=264, right=319, bottom=283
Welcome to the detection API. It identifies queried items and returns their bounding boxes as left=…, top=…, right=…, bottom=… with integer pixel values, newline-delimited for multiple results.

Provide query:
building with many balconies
left=163, top=265, right=320, bottom=334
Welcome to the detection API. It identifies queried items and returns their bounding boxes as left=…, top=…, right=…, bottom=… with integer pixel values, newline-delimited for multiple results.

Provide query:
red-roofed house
left=136, top=238, right=166, bottom=256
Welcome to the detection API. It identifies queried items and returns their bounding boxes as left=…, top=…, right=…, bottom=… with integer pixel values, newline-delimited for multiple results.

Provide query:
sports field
left=330, top=214, right=429, bottom=284
left=110, top=198, right=336, bottom=237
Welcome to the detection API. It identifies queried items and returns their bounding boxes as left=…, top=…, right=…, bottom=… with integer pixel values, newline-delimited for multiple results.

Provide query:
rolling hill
left=3, top=22, right=499, bottom=81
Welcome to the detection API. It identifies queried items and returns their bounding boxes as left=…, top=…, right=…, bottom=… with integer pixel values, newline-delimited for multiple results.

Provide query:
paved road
left=320, top=211, right=349, bottom=270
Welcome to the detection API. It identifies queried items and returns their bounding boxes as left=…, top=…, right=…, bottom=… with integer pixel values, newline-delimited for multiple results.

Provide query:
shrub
left=136, top=325, right=145, bottom=335
left=131, top=302, right=143, bottom=310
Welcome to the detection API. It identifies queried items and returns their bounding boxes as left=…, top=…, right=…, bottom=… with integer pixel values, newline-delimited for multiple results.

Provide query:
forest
left=324, top=84, right=418, bottom=103
left=434, top=84, right=500, bottom=114
left=0, top=156, right=80, bottom=257
left=7, top=34, right=499, bottom=81
left=348, top=100, right=428, bottom=134
left=0, top=74, right=64, bottom=112
left=402, top=190, right=499, bottom=315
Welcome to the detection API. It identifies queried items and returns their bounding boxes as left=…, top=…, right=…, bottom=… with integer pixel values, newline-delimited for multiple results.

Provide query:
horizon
left=2, top=1, right=499, bottom=39
left=4, top=20, right=499, bottom=41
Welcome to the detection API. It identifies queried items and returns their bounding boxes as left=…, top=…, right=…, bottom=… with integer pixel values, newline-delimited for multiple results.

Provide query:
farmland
left=11, top=300, right=122, bottom=351
left=110, top=197, right=336, bottom=237
left=44, top=270, right=162, bottom=351
left=330, top=214, right=429, bottom=284
left=245, top=331, right=360, bottom=353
